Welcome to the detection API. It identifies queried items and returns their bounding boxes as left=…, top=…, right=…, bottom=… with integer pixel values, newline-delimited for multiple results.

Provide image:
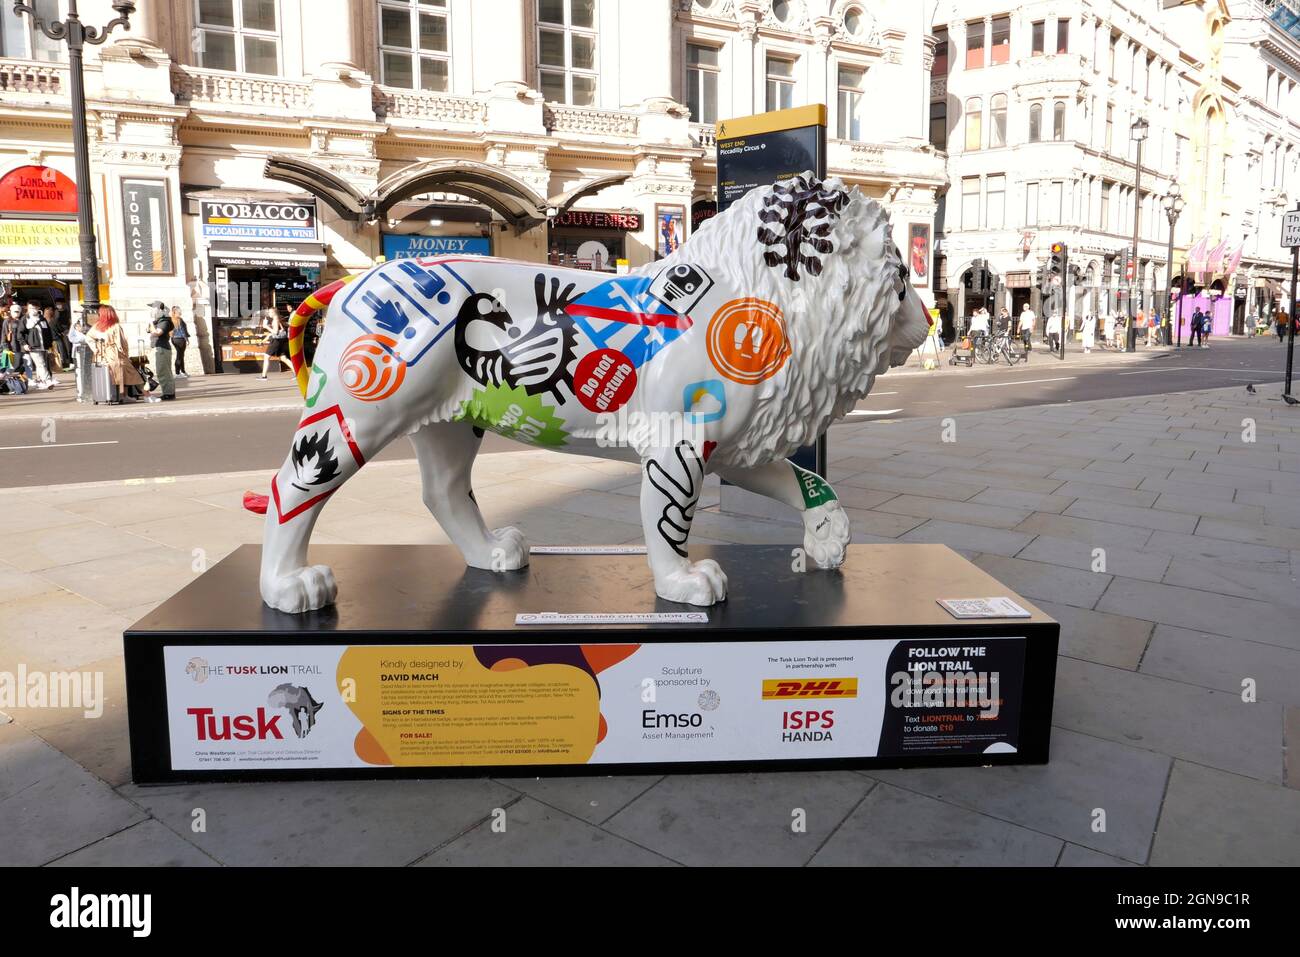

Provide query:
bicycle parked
left=975, top=329, right=1025, bottom=366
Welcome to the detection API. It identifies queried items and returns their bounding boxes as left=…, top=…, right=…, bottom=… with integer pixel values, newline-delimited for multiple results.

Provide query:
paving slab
left=1017, top=535, right=1170, bottom=584
left=602, top=771, right=870, bottom=867
left=809, top=783, right=1062, bottom=867
left=1140, top=625, right=1300, bottom=706
left=973, top=553, right=1111, bottom=609
left=1053, top=657, right=1283, bottom=783
left=48, top=819, right=217, bottom=867
left=119, top=778, right=518, bottom=866
left=865, top=728, right=1168, bottom=863
left=1151, top=761, right=1300, bottom=866
left=1016, top=512, right=1154, bottom=550
left=418, top=796, right=677, bottom=866
left=1057, top=843, right=1140, bottom=866
left=0, top=723, right=146, bottom=866
left=1035, top=599, right=1153, bottom=670
left=498, top=774, right=664, bottom=825
left=899, top=519, right=1035, bottom=557
left=1062, top=499, right=1199, bottom=534
left=1096, top=575, right=1298, bottom=648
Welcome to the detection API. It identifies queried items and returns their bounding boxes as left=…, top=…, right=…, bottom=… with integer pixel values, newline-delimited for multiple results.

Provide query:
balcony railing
left=543, top=103, right=638, bottom=137
left=691, top=123, right=716, bottom=148
left=172, top=65, right=311, bottom=112
left=0, top=58, right=66, bottom=100
left=373, top=86, right=486, bottom=125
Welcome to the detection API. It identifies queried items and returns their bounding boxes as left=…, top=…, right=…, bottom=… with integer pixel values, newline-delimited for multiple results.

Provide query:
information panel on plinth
left=125, top=544, right=1058, bottom=784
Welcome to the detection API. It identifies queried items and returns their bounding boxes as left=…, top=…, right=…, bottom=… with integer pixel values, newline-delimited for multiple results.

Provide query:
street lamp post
left=1163, top=184, right=1185, bottom=348
left=1127, top=116, right=1149, bottom=352
left=12, top=1, right=135, bottom=326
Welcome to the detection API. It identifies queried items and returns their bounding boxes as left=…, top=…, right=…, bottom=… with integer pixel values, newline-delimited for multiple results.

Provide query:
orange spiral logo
left=340, top=334, right=406, bottom=401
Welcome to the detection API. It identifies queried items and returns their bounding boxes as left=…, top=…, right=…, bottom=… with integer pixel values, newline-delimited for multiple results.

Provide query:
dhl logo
left=761, top=678, right=858, bottom=700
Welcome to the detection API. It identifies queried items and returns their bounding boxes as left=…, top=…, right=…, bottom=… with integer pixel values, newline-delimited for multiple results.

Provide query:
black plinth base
left=125, top=544, right=1059, bottom=783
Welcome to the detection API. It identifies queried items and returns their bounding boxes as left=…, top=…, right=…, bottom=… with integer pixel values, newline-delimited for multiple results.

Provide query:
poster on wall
left=120, top=179, right=174, bottom=275
left=161, top=636, right=1027, bottom=771
left=909, top=223, right=930, bottom=286
left=655, top=204, right=685, bottom=259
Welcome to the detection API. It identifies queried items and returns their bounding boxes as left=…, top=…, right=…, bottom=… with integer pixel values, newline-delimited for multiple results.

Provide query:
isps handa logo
left=761, top=678, right=858, bottom=700
left=186, top=684, right=325, bottom=741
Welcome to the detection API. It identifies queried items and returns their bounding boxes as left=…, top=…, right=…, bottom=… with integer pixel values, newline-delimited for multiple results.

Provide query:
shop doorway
left=210, top=265, right=320, bottom=373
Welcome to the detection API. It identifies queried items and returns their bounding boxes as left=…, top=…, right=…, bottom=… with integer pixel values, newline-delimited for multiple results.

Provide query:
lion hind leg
left=409, top=421, right=529, bottom=570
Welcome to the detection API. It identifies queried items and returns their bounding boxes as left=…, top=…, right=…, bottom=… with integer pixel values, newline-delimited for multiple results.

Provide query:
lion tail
left=287, top=275, right=358, bottom=399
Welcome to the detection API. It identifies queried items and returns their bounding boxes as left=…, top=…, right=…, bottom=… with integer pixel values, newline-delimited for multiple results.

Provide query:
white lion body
left=258, top=173, right=929, bottom=612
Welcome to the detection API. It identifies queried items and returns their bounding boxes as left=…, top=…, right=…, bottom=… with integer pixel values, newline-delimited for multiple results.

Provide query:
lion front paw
left=261, top=564, right=337, bottom=613
left=654, top=559, right=728, bottom=606
left=803, top=500, right=851, bottom=569
left=487, top=526, right=530, bottom=571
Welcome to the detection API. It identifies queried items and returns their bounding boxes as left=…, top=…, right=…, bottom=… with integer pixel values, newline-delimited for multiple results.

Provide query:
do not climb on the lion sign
left=245, top=172, right=931, bottom=612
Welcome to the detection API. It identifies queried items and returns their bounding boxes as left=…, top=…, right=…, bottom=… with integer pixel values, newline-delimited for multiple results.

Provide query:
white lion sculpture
left=254, top=172, right=929, bottom=612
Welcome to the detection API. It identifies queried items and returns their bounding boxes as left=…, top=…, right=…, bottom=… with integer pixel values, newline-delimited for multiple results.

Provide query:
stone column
left=303, top=0, right=373, bottom=120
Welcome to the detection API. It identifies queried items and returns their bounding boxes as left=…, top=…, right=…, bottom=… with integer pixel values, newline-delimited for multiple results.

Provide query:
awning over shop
left=263, top=156, right=630, bottom=232
left=0, top=261, right=84, bottom=280
left=207, top=241, right=327, bottom=269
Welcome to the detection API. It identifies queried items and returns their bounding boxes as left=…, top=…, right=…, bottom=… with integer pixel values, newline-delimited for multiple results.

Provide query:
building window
left=965, top=20, right=984, bottom=69
left=965, top=97, right=982, bottom=151
left=1105, top=104, right=1114, bottom=153
left=765, top=55, right=795, bottom=111
left=1053, top=101, right=1065, bottom=140
left=990, top=16, right=1010, bottom=65
left=1050, top=181, right=1063, bottom=224
left=962, top=176, right=980, bottom=230
left=1109, top=33, right=1118, bottom=81
left=686, top=43, right=719, bottom=123
left=379, top=0, right=450, bottom=91
left=0, top=0, right=63, bottom=60
left=929, top=101, right=947, bottom=150
left=1031, top=20, right=1044, bottom=56
left=987, top=93, right=1008, bottom=147
left=836, top=66, right=865, bottom=140
left=538, top=0, right=597, bottom=105
left=1026, top=181, right=1039, bottom=227
left=1028, top=102, right=1042, bottom=142
left=933, top=28, right=948, bottom=76
left=986, top=174, right=1005, bottom=229
left=195, top=0, right=280, bottom=75
left=1056, top=19, right=1069, bottom=54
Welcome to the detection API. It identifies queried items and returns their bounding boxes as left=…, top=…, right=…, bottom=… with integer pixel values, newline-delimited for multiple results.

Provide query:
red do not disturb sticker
left=575, top=348, right=638, bottom=414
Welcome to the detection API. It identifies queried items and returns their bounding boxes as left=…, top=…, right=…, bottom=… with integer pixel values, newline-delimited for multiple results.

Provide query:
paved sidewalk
left=0, top=340, right=1182, bottom=422
left=2, top=382, right=1298, bottom=865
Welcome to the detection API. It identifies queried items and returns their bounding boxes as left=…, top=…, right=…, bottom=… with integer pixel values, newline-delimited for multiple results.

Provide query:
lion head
left=641, top=172, right=929, bottom=467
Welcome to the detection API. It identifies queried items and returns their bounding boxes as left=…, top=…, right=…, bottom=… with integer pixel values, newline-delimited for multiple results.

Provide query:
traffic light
left=1049, top=242, right=1069, bottom=280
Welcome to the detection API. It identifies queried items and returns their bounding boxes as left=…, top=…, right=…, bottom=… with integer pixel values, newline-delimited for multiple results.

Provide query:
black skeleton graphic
left=756, top=174, right=850, bottom=282
left=452, top=274, right=581, bottom=403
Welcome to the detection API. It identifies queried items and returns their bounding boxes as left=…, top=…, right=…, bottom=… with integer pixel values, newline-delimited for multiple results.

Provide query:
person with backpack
left=169, top=305, right=190, bottom=377
left=23, top=301, right=56, bottom=389
left=147, top=301, right=176, bottom=400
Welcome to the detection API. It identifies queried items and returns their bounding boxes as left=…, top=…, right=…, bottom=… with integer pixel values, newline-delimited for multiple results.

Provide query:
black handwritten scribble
left=646, top=441, right=704, bottom=557
left=756, top=175, right=850, bottom=282
left=452, top=273, right=580, bottom=404
left=290, top=431, right=340, bottom=491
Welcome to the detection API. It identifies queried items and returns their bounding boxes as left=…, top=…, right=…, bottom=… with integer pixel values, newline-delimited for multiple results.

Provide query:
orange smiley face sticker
left=705, top=298, right=792, bottom=385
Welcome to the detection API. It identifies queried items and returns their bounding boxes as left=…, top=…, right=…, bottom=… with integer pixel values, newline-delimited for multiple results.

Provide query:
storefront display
left=0, top=165, right=95, bottom=303
left=548, top=209, right=641, bottom=271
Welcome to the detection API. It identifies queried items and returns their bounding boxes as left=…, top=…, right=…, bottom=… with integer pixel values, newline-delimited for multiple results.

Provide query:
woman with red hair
left=86, top=305, right=143, bottom=402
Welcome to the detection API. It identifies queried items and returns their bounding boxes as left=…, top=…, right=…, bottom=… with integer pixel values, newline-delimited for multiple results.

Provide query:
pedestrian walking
left=1081, top=313, right=1096, bottom=353
left=259, top=307, right=292, bottom=379
left=44, top=305, right=70, bottom=372
left=23, top=301, right=56, bottom=389
left=87, top=305, right=144, bottom=403
left=1200, top=309, right=1212, bottom=348
left=1046, top=312, right=1062, bottom=352
left=1, top=302, right=24, bottom=373
left=1189, top=307, right=1203, bottom=348
left=1279, top=312, right=1289, bottom=343
left=170, top=305, right=190, bottom=377
left=1160, top=310, right=1171, bottom=345
left=969, top=306, right=990, bottom=346
left=1019, top=303, right=1035, bottom=351
left=68, top=317, right=93, bottom=402
left=147, top=301, right=176, bottom=400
